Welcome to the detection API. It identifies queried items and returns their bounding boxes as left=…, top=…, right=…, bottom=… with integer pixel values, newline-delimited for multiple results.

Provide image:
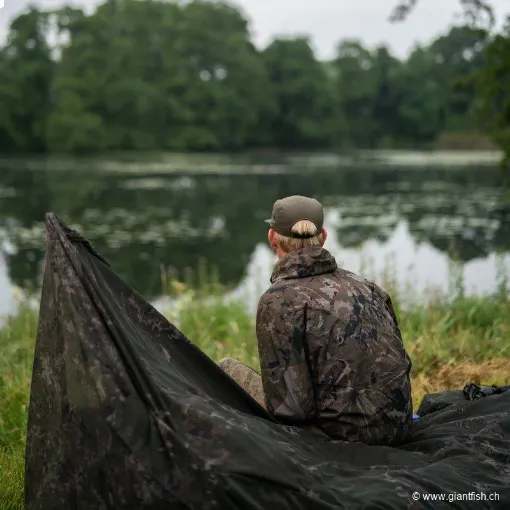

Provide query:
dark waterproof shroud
left=25, top=214, right=510, bottom=509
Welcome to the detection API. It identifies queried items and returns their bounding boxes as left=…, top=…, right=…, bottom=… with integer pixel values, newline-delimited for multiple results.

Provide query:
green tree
left=258, top=37, right=339, bottom=149
left=389, top=26, right=489, bottom=146
left=0, top=0, right=507, bottom=155
left=169, top=0, right=274, bottom=151
left=46, top=0, right=273, bottom=153
left=369, top=45, right=404, bottom=147
left=391, top=0, right=510, bottom=168
left=475, top=21, right=510, bottom=169
left=427, top=26, right=489, bottom=131
left=0, top=7, right=54, bottom=153
left=332, top=40, right=378, bottom=148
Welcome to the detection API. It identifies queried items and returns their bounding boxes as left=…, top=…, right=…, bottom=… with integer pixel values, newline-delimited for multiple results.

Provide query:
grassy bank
left=1, top=271, right=510, bottom=509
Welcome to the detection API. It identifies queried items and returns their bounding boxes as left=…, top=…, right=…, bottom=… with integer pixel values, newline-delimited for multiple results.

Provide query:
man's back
left=256, top=245, right=413, bottom=445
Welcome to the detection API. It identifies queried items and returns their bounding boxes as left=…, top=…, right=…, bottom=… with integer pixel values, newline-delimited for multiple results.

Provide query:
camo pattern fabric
left=217, top=357, right=267, bottom=408
left=256, top=246, right=413, bottom=445
left=24, top=213, right=510, bottom=509
left=217, top=357, right=330, bottom=439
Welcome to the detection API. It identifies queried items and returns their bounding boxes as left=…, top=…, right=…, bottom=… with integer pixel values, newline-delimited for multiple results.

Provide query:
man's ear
left=268, top=229, right=278, bottom=250
left=321, top=227, right=328, bottom=246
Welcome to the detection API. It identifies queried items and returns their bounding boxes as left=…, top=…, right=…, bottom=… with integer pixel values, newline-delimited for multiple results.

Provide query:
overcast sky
left=0, top=0, right=508, bottom=59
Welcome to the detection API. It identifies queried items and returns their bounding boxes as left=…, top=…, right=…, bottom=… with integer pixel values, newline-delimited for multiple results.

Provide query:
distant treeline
left=0, top=0, right=508, bottom=156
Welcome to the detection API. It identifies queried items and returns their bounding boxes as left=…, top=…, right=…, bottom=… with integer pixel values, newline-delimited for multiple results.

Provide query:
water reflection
left=0, top=159, right=509, bottom=319
left=229, top=218, right=510, bottom=314
left=0, top=251, right=18, bottom=319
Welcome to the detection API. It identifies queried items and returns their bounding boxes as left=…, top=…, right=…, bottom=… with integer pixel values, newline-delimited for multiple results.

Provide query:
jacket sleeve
left=256, top=295, right=317, bottom=424
left=372, top=283, right=403, bottom=338
left=383, top=293, right=403, bottom=338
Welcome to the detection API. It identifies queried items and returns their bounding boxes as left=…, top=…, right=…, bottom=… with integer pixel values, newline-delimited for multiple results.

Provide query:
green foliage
left=0, top=7, right=54, bottom=153
left=0, top=303, right=36, bottom=451
left=474, top=21, right=510, bottom=175
left=258, top=37, right=338, bottom=148
left=0, top=448, right=24, bottom=510
left=0, top=0, right=508, bottom=158
left=0, top=302, right=37, bottom=510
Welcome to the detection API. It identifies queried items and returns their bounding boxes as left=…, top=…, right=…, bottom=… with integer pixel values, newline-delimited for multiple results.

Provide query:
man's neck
left=270, top=246, right=337, bottom=284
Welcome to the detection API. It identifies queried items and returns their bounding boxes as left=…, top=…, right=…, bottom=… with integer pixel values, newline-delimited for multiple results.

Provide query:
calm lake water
left=0, top=152, right=509, bottom=318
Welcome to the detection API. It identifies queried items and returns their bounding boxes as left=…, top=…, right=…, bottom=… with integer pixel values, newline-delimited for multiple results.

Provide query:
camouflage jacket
left=256, top=246, right=413, bottom=445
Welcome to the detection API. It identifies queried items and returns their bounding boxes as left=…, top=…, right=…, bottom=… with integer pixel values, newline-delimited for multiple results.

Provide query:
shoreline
left=0, top=149, right=504, bottom=175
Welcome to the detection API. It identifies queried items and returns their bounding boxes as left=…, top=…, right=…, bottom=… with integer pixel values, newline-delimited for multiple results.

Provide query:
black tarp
left=25, top=213, right=510, bottom=509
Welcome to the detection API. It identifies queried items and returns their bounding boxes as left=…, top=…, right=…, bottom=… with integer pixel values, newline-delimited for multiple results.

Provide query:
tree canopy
left=0, top=0, right=508, bottom=160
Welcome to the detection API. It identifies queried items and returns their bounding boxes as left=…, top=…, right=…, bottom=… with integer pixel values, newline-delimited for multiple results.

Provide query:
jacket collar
left=270, top=246, right=337, bottom=284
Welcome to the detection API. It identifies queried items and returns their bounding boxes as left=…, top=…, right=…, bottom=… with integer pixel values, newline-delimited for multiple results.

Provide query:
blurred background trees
left=0, top=0, right=508, bottom=161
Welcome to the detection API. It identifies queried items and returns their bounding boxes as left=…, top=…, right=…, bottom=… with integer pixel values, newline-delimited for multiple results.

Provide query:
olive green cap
left=265, top=195, right=324, bottom=238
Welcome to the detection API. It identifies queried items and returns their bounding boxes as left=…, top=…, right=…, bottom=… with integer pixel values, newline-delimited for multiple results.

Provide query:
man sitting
left=220, top=195, right=412, bottom=445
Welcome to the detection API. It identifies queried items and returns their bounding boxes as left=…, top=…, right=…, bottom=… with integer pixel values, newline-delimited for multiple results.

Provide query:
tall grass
left=0, top=303, right=37, bottom=510
left=1, top=261, right=510, bottom=509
